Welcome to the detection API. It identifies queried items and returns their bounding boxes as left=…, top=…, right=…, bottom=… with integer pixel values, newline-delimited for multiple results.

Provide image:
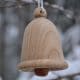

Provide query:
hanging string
left=38, top=0, right=40, bottom=7
left=37, top=0, right=44, bottom=8
left=41, top=0, right=46, bottom=13
left=37, top=0, right=45, bottom=12
left=41, top=0, right=44, bottom=9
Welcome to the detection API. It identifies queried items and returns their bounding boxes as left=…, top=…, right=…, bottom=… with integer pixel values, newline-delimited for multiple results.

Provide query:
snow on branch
left=18, top=60, right=80, bottom=80
left=31, top=60, right=80, bottom=80
left=54, top=60, right=80, bottom=78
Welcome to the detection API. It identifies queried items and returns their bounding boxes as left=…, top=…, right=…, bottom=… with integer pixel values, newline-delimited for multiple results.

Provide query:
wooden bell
left=18, top=7, right=68, bottom=76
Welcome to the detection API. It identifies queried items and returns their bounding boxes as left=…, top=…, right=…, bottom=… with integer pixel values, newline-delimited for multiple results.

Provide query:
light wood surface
left=18, top=17, right=68, bottom=71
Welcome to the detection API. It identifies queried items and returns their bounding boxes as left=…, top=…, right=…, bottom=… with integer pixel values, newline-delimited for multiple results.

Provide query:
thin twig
left=0, top=0, right=33, bottom=8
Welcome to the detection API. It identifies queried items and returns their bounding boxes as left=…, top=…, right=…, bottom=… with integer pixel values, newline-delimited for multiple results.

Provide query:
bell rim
left=18, top=59, right=68, bottom=72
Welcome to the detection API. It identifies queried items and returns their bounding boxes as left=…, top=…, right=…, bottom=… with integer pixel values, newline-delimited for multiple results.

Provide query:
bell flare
left=18, top=17, right=68, bottom=72
left=18, top=59, right=68, bottom=71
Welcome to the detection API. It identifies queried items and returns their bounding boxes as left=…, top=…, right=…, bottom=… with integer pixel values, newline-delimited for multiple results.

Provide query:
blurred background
left=0, top=0, right=80, bottom=80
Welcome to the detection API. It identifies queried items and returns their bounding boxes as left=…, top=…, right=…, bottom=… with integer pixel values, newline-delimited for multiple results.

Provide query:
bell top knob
left=34, top=7, right=47, bottom=18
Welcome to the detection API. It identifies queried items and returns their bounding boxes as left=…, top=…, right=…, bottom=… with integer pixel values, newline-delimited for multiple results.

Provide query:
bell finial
left=34, top=0, right=47, bottom=18
left=34, top=7, right=47, bottom=18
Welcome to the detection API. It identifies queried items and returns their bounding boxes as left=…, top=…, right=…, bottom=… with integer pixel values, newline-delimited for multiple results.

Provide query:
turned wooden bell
left=18, top=7, right=68, bottom=76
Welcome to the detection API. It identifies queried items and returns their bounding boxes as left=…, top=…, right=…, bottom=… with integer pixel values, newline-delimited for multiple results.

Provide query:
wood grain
left=18, top=17, right=68, bottom=72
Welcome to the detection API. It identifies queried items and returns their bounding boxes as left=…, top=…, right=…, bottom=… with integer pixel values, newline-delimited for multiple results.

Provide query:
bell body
left=18, top=17, right=68, bottom=72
